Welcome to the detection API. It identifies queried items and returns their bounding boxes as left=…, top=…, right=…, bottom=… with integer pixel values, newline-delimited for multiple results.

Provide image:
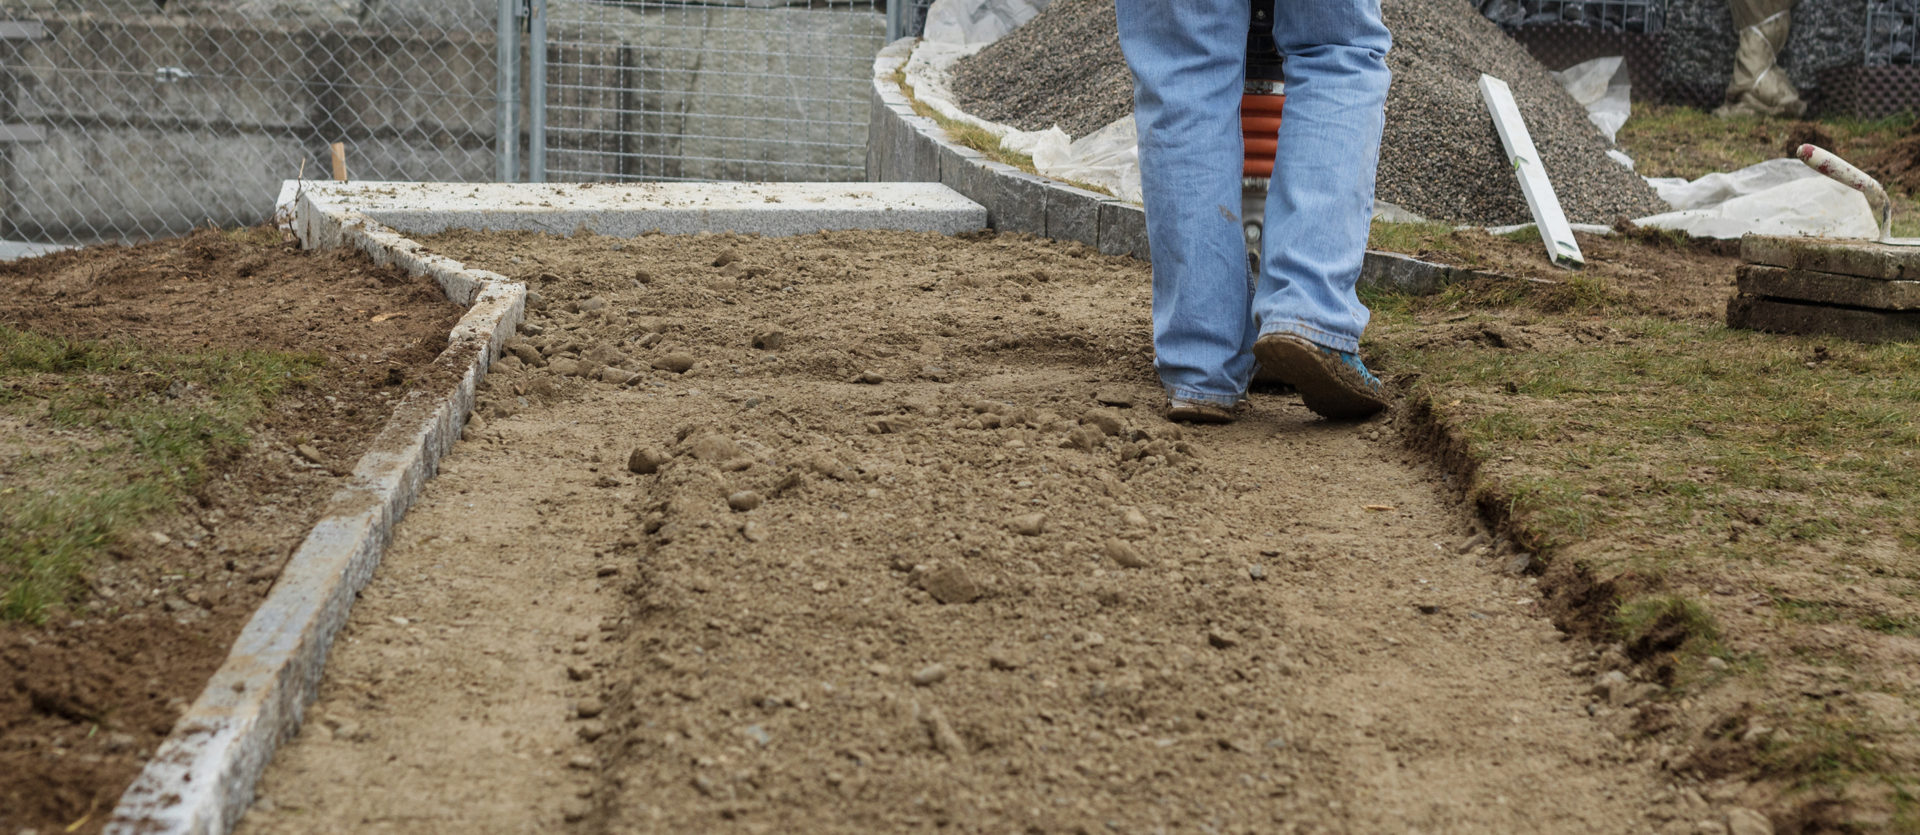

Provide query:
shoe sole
left=1252, top=335, right=1388, bottom=420
left=1166, top=402, right=1236, bottom=424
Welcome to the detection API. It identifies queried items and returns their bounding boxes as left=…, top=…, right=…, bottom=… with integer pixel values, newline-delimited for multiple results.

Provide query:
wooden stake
left=330, top=142, right=347, bottom=183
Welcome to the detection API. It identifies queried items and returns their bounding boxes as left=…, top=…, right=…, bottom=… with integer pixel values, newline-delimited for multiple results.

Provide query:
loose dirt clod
left=1104, top=538, right=1153, bottom=568
left=627, top=446, right=670, bottom=474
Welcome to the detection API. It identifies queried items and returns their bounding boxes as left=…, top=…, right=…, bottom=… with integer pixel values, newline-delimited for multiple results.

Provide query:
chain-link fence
left=0, top=1, right=504, bottom=247
left=1479, top=0, right=1665, bottom=33
left=1866, top=0, right=1920, bottom=65
left=0, top=0, right=902, bottom=249
left=539, top=0, right=885, bottom=183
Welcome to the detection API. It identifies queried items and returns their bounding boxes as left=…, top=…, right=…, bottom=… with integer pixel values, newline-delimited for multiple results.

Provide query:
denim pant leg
left=1255, top=0, right=1391, bottom=354
left=1116, top=0, right=1256, bottom=408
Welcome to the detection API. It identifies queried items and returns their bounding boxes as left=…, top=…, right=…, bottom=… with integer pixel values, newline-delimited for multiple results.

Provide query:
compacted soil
left=0, top=228, right=463, bottom=833
left=238, top=229, right=1756, bottom=833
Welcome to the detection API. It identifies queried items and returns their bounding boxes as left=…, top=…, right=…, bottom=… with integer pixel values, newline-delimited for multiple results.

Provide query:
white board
left=1479, top=74, right=1585, bottom=269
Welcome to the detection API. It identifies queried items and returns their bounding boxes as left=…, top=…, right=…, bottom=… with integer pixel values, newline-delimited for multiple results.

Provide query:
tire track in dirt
left=241, top=230, right=1685, bottom=833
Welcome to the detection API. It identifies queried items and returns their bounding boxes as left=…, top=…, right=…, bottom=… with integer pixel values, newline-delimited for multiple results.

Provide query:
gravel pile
left=949, top=0, right=1667, bottom=225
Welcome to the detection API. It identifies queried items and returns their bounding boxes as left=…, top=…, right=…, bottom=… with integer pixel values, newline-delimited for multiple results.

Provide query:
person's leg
left=1116, top=0, right=1255, bottom=410
left=1251, top=0, right=1391, bottom=418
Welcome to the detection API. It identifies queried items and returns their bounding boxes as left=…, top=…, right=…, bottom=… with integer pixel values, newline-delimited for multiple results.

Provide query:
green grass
left=0, top=326, right=318, bottom=621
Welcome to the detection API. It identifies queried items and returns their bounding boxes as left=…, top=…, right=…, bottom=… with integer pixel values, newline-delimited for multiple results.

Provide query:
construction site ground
left=231, top=227, right=1793, bottom=835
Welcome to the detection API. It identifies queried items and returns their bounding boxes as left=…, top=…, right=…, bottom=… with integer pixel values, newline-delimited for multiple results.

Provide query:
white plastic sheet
left=1032, top=115, right=1144, bottom=202
left=922, top=0, right=1052, bottom=49
left=1551, top=56, right=1632, bottom=144
left=1634, top=175, right=1877, bottom=240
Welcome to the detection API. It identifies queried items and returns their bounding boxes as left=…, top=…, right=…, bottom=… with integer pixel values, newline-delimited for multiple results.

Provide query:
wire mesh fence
left=1478, top=0, right=1665, bottom=33
left=0, top=1, right=503, bottom=247
left=1866, top=0, right=1920, bottom=65
left=1, top=0, right=901, bottom=248
left=539, top=0, right=886, bottom=184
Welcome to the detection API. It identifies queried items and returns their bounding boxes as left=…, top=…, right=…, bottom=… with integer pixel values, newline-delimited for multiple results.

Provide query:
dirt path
left=241, top=230, right=1699, bottom=833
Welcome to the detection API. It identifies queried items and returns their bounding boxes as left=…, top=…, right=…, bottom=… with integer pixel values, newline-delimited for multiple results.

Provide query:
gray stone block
left=1742, top=235, right=1920, bottom=280
left=1727, top=294, right=1920, bottom=342
left=1737, top=264, right=1920, bottom=310
left=1097, top=199, right=1150, bottom=260
left=1359, top=250, right=1463, bottom=296
left=1044, top=183, right=1105, bottom=250
left=976, top=161, right=1048, bottom=236
left=936, top=139, right=987, bottom=200
left=865, top=87, right=890, bottom=182
left=894, top=114, right=943, bottom=184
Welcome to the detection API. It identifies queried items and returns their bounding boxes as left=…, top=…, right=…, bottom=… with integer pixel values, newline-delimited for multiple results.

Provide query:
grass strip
left=0, top=326, right=319, bottom=622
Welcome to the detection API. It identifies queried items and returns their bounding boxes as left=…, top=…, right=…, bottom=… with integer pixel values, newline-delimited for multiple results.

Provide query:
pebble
left=727, top=490, right=764, bottom=512
left=1102, top=539, right=1152, bottom=569
left=575, top=698, right=604, bottom=719
left=561, top=799, right=591, bottom=822
left=686, top=433, right=743, bottom=462
left=1080, top=409, right=1125, bottom=436
left=919, top=564, right=983, bottom=604
left=599, top=367, right=638, bottom=385
left=912, top=664, right=949, bottom=686
left=987, top=647, right=1025, bottom=670
left=651, top=354, right=696, bottom=374
left=1725, top=808, right=1774, bottom=835
left=566, top=664, right=593, bottom=682
left=851, top=370, right=885, bottom=385
left=920, top=704, right=966, bottom=755
left=507, top=343, right=545, bottom=367
left=1247, top=564, right=1266, bottom=581
left=740, top=521, right=768, bottom=543
left=752, top=330, right=786, bottom=350
left=295, top=444, right=326, bottom=465
left=742, top=724, right=772, bottom=747
left=576, top=720, right=607, bottom=742
left=1093, top=389, right=1134, bottom=408
left=1010, top=512, right=1047, bottom=536
left=627, top=447, right=670, bottom=475
left=548, top=358, right=583, bottom=377
left=567, top=755, right=597, bottom=770
left=1121, top=508, right=1149, bottom=527
left=1207, top=629, right=1241, bottom=650
left=150, top=531, right=173, bottom=546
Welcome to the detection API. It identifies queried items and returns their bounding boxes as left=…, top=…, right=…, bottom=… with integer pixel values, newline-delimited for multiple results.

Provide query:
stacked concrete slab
left=1732, top=236, right=1920, bottom=342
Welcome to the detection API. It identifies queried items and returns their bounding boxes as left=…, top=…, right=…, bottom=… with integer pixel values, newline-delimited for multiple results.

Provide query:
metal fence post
left=496, top=0, right=519, bottom=182
left=887, top=1, right=904, bottom=43
left=529, top=0, right=547, bottom=183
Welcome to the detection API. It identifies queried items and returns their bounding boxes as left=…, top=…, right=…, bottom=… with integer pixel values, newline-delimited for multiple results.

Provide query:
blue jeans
left=1116, top=0, right=1391, bottom=407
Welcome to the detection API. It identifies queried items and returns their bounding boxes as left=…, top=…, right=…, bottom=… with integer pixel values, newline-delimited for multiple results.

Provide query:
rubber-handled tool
left=1796, top=143, right=1892, bottom=241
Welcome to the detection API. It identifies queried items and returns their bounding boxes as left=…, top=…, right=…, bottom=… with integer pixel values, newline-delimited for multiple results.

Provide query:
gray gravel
left=948, top=0, right=1667, bottom=225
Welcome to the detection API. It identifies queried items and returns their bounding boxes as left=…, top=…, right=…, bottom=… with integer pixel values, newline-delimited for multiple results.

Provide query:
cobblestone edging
left=866, top=39, right=1463, bottom=296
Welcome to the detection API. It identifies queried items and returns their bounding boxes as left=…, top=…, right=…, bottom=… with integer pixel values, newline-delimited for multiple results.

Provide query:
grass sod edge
left=102, top=210, right=526, bottom=835
left=1371, top=304, right=1920, bottom=827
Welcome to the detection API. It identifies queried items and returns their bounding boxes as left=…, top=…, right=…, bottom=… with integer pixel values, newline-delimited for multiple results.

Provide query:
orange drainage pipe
left=1242, top=93, right=1284, bottom=178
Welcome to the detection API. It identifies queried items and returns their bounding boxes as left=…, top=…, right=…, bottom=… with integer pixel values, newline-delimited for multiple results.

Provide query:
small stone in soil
left=851, top=370, right=885, bottom=384
left=912, top=663, right=949, bottom=686
left=1080, top=409, right=1125, bottom=436
left=627, top=447, right=670, bottom=475
left=919, top=563, right=983, bottom=604
left=575, top=698, right=605, bottom=718
left=752, top=330, right=786, bottom=350
left=987, top=647, right=1025, bottom=670
left=728, top=490, right=763, bottom=512
left=1094, top=389, right=1135, bottom=408
left=567, top=664, right=592, bottom=682
left=1103, top=539, right=1153, bottom=569
left=567, top=755, right=597, bottom=770
left=651, top=354, right=696, bottom=374
left=1248, top=564, right=1266, bottom=581
left=740, top=521, right=767, bottom=543
left=1207, top=628, right=1241, bottom=649
left=686, top=433, right=743, bottom=462
left=296, top=443, right=326, bottom=465
left=1010, top=512, right=1047, bottom=536
left=1122, top=508, right=1150, bottom=527
left=576, top=720, right=608, bottom=741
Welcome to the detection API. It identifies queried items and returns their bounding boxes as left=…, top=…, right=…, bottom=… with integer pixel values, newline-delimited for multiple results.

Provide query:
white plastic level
left=1479, top=74, right=1585, bottom=269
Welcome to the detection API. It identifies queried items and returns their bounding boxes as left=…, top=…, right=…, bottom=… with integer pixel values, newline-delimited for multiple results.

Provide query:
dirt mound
left=1862, top=123, right=1920, bottom=196
left=948, top=0, right=1667, bottom=225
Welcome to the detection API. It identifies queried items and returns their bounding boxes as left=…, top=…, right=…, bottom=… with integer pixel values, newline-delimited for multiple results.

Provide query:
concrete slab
left=1045, top=183, right=1106, bottom=247
left=0, top=240, right=72, bottom=261
left=290, top=181, right=986, bottom=238
left=1727, top=294, right=1920, bottom=342
left=1742, top=235, right=1920, bottom=280
left=1737, top=264, right=1920, bottom=310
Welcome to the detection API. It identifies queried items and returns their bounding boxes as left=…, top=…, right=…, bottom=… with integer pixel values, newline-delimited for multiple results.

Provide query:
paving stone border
left=104, top=179, right=988, bottom=835
left=866, top=39, right=1461, bottom=295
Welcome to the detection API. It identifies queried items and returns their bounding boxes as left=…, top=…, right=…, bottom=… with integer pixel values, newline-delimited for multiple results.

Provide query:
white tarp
left=1635, top=172, right=1877, bottom=240
left=922, top=0, right=1051, bottom=48
left=1551, top=56, right=1632, bottom=144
